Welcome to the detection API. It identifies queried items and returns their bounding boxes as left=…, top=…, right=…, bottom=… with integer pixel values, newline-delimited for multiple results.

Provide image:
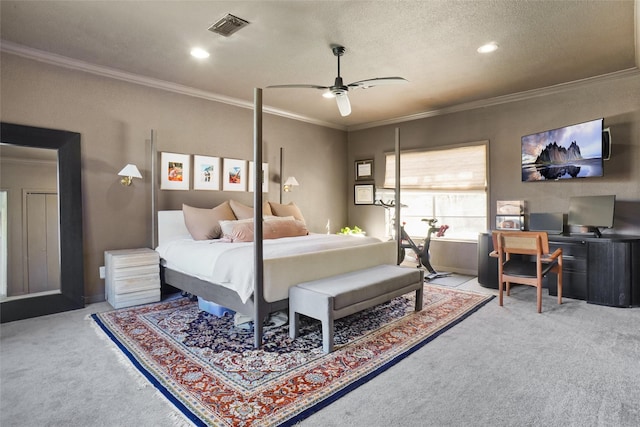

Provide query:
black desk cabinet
left=477, top=233, right=640, bottom=308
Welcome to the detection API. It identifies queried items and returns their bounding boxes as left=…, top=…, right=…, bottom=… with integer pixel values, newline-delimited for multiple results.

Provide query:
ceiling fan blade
left=266, top=84, right=328, bottom=90
left=348, top=77, right=408, bottom=89
left=335, top=93, right=351, bottom=117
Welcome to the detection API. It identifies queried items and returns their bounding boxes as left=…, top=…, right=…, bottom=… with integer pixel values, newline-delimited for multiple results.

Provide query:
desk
left=477, top=233, right=640, bottom=307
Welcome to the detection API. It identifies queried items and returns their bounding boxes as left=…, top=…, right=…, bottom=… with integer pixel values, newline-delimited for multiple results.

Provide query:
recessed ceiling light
left=190, top=48, right=210, bottom=59
left=477, top=42, right=499, bottom=53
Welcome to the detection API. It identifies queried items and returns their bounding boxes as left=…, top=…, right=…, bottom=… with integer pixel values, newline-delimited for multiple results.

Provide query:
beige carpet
left=2, top=279, right=640, bottom=426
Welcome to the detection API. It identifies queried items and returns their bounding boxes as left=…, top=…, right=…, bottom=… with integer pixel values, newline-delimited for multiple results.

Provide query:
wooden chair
left=490, top=231, right=563, bottom=313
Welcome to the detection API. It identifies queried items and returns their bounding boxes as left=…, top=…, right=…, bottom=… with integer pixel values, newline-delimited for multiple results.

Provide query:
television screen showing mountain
left=521, top=118, right=604, bottom=182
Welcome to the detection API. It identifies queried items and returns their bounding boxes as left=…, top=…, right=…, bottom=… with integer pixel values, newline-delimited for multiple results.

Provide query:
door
left=25, top=191, right=60, bottom=293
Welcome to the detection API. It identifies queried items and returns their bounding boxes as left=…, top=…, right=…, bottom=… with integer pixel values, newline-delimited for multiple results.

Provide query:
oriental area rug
left=91, top=285, right=493, bottom=427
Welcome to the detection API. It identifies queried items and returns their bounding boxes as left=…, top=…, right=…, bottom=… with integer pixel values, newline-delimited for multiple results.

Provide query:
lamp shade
left=118, top=164, right=142, bottom=179
left=283, top=176, right=299, bottom=187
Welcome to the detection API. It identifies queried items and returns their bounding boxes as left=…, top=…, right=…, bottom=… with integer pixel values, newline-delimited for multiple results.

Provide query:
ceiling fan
left=267, top=45, right=408, bottom=117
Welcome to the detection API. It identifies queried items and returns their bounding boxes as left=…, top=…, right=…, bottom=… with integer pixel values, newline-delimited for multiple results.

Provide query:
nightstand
left=105, top=248, right=160, bottom=309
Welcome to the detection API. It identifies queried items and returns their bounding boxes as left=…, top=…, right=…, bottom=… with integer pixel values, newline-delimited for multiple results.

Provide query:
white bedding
left=156, top=233, right=385, bottom=303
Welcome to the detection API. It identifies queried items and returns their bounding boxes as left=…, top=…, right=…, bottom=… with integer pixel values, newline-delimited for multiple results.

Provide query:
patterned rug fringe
left=86, top=314, right=150, bottom=390
left=87, top=314, right=195, bottom=426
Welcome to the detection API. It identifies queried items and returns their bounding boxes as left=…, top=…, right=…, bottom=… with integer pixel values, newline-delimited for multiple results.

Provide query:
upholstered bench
left=289, top=264, right=424, bottom=353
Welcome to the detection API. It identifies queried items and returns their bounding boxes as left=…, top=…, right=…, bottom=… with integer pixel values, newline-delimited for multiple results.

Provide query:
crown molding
left=2, top=40, right=637, bottom=134
left=348, top=67, right=640, bottom=131
left=0, top=41, right=346, bottom=131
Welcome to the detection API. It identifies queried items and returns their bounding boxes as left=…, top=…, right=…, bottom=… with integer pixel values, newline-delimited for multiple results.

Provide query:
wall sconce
left=283, top=176, right=299, bottom=192
left=118, top=164, right=142, bottom=186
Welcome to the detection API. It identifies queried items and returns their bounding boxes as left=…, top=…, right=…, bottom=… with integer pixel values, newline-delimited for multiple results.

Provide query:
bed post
left=395, top=127, right=401, bottom=264
left=150, top=129, right=157, bottom=249
left=253, top=88, right=264, bottom=348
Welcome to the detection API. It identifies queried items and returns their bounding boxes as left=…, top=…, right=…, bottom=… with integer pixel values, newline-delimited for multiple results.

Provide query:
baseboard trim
left=85, top=293, right=106, bottom=304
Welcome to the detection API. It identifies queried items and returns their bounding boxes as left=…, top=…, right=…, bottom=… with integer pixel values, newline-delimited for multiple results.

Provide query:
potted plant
left=337, top=226, right=366, bottom=236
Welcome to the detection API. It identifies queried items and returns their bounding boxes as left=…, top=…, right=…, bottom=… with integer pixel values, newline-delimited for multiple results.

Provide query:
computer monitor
left=567, top=195, right=615, bottom=237
left=529, top=213, right=565, bottom=235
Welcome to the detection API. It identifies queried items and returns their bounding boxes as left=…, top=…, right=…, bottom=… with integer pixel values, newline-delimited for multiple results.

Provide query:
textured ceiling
left=1, top=1, right=638, bottom=130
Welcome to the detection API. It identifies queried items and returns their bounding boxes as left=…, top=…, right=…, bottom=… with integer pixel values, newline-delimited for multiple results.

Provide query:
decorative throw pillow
left=264, top=215, right=295, bottom=221
left=219, top=218, right=254, bottom=238
left=182, top=201, right=236, bottom=240
left=263, top=202, right=274, bottom=216
left=227, top=222, right=255, bottom=242
left=229, top=199, right=273, bottom=219
left=268, top=201, right=305, bottom=223
left=264, top=218, right=309, bottom=239
left=225, top=218, right=309, bottom=242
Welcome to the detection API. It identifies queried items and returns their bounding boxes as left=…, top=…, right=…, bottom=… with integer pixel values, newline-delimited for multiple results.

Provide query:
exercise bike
left=377, top=200, right=451, bottom=281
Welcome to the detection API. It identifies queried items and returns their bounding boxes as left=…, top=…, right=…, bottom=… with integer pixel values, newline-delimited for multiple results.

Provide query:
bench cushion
left=296, top=264, right=422, bottom=311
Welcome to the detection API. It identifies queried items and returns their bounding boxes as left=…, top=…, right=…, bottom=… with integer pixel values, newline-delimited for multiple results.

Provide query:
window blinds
left=384, top=144, right=487, bottom=191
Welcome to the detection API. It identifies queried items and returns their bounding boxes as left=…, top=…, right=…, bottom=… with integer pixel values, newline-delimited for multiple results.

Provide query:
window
left=382, top=142, right=488, bottom=241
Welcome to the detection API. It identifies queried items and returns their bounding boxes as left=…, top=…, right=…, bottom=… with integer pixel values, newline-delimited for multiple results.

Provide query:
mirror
left=1, top=144, right=60, bottom=300
left=0, top=123, right=84, bottom=322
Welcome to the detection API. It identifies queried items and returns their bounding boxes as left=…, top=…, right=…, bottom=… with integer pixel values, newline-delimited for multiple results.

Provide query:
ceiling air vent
left=208, top=13, right=250, bottom=37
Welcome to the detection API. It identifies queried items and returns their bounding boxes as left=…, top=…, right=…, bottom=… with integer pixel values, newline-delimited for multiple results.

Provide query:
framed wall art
left=222, top=158, right=247, bottom=192
left=160, top=152, right=190, bottom=190
left=193, top=155, right=221, bottom=190
left=248, top=161, right=269, bottom=193
left=354, top=184, right=375, bottom=205
left=355, top=159, right=374, bottom=181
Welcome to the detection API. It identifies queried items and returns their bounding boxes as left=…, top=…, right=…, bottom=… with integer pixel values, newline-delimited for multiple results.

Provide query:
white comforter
left=156, top=233, right=383, bottom=303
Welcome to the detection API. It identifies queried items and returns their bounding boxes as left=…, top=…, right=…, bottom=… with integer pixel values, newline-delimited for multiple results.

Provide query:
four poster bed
left=157, top=209, right=397, bottom=320
left=151, top=89, right=403, bottom=347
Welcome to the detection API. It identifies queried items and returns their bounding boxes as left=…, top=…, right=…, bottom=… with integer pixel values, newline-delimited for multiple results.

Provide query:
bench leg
left=322, top=317, right=334, bottom=353
left=289, top=311, right=300, bottom=339
left=415, top=287, right=423, bottom=311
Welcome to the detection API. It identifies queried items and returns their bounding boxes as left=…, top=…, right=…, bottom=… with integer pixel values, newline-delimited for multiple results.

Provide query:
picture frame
left=193, top=155, right=221, bottom=190
left=160, top=152, right=190, bottom=190
left=354, top=184, right=375, bottom=205
left=355, top=159, right=374, bottom=181
left=497, top=200, right=525, bottom=215
left=248, top=161, right=269, bottom=193
left=222, top=158, right=247, bottom=192
left=496, top=215, right=525, bottom=231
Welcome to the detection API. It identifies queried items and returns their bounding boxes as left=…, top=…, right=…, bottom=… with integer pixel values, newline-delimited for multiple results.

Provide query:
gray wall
left=347, top=72, right=640, bottom=273
left=1, top=53, right=348, bottom=302
left=2, top=51, right=638, bottom=299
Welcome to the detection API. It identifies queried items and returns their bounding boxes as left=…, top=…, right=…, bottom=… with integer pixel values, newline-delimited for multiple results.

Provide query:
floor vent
left=208, top=13, right=250, bottom=37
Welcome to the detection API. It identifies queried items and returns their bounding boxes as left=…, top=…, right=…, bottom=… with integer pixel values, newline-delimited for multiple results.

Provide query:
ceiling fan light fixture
left=267, top=45, right=405, bottom=117
left=335, top=94, right=352, bottom=117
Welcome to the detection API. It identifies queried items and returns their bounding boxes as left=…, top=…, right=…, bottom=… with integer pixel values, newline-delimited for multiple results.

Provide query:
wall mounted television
left=521, top=118, right=604, bottom=182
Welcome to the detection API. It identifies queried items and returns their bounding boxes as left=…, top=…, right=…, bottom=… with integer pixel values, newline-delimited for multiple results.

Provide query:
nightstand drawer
left=112, top=275, right=160, bottom=294
left=109, top=289, right=160, bottom=308
left=107, top=249, right=159, bottom=268
left=110, top=263, right=159, bottom=279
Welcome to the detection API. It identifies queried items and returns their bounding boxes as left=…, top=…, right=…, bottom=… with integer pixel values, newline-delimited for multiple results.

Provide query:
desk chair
left=490, top=231, right=563, bottom=313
